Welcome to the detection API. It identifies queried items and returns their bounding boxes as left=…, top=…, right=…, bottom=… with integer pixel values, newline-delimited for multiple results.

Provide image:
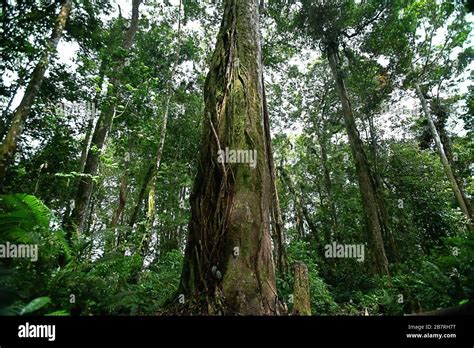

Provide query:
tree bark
left=128, top=163, right=154, bottom=229
left=326, top=43, right=389, bottom=276
left=78, top=63, right=105, bottom=174
left=111, top=149, right=131, bottom=228
left=0, top=82, right=20, bottom=141
left=106, top=138, right=133, bottom=254
left=291, top=261, right=311, bottom=316
left=365, top=116, right=397, bottom=260
left=415, top=83, right=473, bottom=230
left=176, top=0, right=280, bottom=315
left=0, top=0, right=72, bottom=189
left=68, top=0, right=142, bottom=237
left=78, top=114, right=95, bottom=174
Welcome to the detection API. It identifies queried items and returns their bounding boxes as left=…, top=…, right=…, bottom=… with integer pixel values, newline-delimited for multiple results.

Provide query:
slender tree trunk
left=176, top=0, right=280, bottom=315
left=0, top=83, right=20, bottom=140
left=110, top=171, right=128, bottom=228
left=68, top=0, right=142, bottom=237
left=415, top=83, right=473, bottom=229
left=315, top=127, right=338, bottom=232
left=0, top=0, right=72, bottom=188
left=78, top=65, right=105, bottom=173
left=280, top=168, right=319, bottom=237
left=128, top=163, right=154, bottom=228
left=78, top=114, right=95, bottom=173
left=327, top=43, right=389, bottom=276
left=69, top=103, right=115, bottom=235
left=119, top=162, right=153, bottom=256
left=85, top=189, right=97, bottom=236
left=138, top=109, right=168, bottom=258
left=432, top=98, right=473, bottom=221
left=366, top=116, right=397, bottom=261
left=139, top=0, right=182, bottom=259
left=262, top=75, right=289, bottom=277
left=111, top=148, right=131, bottom=227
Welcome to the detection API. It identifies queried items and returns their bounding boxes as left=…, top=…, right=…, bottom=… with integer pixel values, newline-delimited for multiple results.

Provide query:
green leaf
left=45, top=310, right=69, bottom=316
left=0, top=194, right=51, bottom=241
left=20, top=297, right=51, bottom=315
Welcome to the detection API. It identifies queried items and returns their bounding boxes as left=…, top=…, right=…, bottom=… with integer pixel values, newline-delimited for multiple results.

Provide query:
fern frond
left=0, top=194, right=51, bottom=241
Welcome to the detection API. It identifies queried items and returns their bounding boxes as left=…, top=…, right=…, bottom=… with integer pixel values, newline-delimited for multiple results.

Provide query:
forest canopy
left=0, top=0, right=473, bottom=316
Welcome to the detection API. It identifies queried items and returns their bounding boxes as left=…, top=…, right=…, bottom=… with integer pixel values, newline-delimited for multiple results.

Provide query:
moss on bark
left=174, top=0, right=281, bottom=315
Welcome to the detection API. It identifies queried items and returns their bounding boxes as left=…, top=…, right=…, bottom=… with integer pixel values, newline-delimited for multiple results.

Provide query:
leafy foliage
left=1, top=0, right=472, bottom=316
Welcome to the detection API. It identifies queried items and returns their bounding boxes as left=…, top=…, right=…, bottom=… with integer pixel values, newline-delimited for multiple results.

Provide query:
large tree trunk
left=68, top=0, right=142, bottom=237
left=176, top=0, right=280, bottom=315
left=416, top=85, right=473, bottom=229
left=326, top=43, right=389, bottom=276
left=0, top=0, right=72, bottom=189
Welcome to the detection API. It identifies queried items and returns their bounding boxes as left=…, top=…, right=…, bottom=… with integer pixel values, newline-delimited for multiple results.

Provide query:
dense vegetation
left=0, top=0, right=472, bottom=316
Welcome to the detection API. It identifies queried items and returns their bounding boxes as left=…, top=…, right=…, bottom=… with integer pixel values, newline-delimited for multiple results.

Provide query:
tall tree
left=377, top=0, right=473, bottom=228
left=415, top=84, right=472, bottom=228
left=68, top=0, right=142, bottom=237
left=0, top=0, right=72, bottom=188
left=291, top=0, right=391, bottom=275
left=411, top=3, right=473, bottom=227
left=326, top=36, right=390, bottom=277
left=177, top=0, right=281, bottom=314
left=139, top=0, right=184, bottom=260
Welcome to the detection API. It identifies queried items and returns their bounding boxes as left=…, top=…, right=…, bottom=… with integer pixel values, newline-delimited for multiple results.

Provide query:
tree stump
left=291, top=261, right=311, bottom=315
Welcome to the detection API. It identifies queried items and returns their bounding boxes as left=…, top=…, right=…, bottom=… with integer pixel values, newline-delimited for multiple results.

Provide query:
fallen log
left=408, top=301, right=474, bottom=316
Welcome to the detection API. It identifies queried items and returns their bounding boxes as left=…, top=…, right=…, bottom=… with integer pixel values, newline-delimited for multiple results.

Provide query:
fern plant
left=0, top=194, right=51, bottom=243
left=0, top=193, right=71, bottom=261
